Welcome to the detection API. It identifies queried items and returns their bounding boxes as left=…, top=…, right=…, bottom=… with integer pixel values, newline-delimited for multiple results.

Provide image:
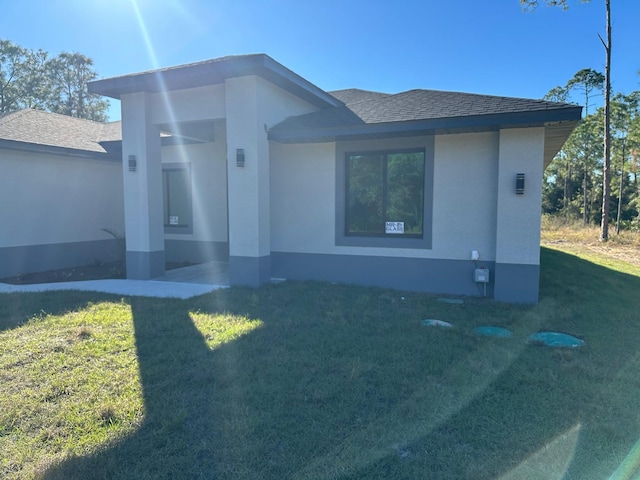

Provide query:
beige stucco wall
left=495, top=127, right=545, bottom=265
left=121, top=91, right=165, bottom=254
left=226, top=75, right=320, bottom=258
left=270, top=142, right=336, bottom=252
left=121, top=74, right=322, bottom=267
left=271, top=131, right=501, bottom=261
left=150, top=84, right=226, bottom=125
left=225, top=76, right=270, bottom=258
left=432, top=132, right=498, bottom=261
left=255, top=76, right=319, bottom=128
left=162, top=121, right=228, bottom=243
left=0, top=150, right=124, bottom=247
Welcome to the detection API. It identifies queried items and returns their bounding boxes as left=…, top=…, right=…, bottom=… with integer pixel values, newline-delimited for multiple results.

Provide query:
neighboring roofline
left=98, top=135, right=204, bottom=153
left=268, top=106, right=583, bottom=143
left=0, top=138, right=120, bottom=161
left=88, top=54, right=342, bottom=109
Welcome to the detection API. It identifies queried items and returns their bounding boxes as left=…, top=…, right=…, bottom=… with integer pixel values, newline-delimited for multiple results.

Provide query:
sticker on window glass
left=169, top=216, right=179, bottom=225
left=385, top=221, right=404, bottom=234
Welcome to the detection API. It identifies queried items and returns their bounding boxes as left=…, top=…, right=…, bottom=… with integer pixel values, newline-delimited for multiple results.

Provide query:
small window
left=346, top=150, right=425, bottom=238
left=162, top=163, right=192, bottom=234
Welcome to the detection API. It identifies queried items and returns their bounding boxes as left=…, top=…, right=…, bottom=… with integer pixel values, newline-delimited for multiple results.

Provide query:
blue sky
left=1, top=0, right=638, bottom=121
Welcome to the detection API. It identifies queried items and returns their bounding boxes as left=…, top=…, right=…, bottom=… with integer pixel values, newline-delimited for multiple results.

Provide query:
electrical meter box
left=474, top=268, right=490, bottom=283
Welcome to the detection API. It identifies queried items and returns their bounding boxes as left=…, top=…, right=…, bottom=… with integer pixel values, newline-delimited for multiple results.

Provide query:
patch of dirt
left=0, top=262, right=126, bottom=285
left=0, top=261, right=194, bottom=285
left=541, top=239, right=640, bottom=268
left=579, top=244, right=640, bottom=268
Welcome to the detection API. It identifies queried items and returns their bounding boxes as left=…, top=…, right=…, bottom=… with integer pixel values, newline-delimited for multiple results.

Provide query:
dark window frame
left=335, top=137, right=434, bottom=249
left=162, top=162, right=193, bottom=235
left=345, top=148, right=425, bottom=239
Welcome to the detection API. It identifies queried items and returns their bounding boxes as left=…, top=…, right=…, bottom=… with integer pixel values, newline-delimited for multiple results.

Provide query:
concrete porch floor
left=0, top=262, right=231, bottom=299
left=158, top=261, right=230, bottom=286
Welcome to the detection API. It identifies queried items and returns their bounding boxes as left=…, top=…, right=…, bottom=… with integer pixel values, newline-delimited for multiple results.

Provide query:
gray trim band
left=126, top=250, right=166, bottom=280
left=493, top=263, right=540, bottom=304
left=165, top=240, right=229, bottom=264
left=229, top=255, right=271, bottom=287
left=272, top=252, right=494, bottom=297
left=0, top=239, right=123, bottom=279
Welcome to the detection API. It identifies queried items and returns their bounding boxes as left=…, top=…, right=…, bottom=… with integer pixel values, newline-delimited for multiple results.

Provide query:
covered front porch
left=158, top=261, right=230, bottom=286
left=88, top=55, right=339, bottom=289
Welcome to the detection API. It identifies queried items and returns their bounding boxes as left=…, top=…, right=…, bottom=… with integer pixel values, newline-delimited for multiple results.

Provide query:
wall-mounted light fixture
left=515, top=173, right=525, bottom=195
left=128, top=155, right=137, bottom=172
left=236, top=148, right=245, bottom=168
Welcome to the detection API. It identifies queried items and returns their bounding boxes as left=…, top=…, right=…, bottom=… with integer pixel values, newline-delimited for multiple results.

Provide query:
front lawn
left=1, top=246, right=640, bottom=479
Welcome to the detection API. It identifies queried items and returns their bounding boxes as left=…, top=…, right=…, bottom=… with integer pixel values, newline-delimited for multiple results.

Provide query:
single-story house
left=0, top=54, right=582, bottom=302
left=0, top=109, right=125, bottom=277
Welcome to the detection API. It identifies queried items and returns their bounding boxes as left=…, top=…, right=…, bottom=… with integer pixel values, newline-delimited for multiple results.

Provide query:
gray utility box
left=474, top=268, right=490, bottom=283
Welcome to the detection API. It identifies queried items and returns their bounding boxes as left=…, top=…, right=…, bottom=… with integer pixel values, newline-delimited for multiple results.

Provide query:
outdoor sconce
left=236, top=148, right=245, bottom=168
left=128, top=155, right=137, bottom=172
left=515, top=173, right=525, bottom=195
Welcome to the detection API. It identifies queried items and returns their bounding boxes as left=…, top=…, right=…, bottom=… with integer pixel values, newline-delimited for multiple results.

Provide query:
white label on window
left=169, top=216, right=179, bottom=225
left=385, top=221, right=404, bottom=234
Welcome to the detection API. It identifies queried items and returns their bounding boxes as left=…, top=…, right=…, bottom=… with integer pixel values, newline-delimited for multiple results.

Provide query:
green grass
left=2, top=247, right=640, bottom=479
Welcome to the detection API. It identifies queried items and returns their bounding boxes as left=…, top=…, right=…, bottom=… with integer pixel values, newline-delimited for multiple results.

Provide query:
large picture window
left=162, top=163, right=193, bottom=234
left=346, top=150, right=425, bottom=238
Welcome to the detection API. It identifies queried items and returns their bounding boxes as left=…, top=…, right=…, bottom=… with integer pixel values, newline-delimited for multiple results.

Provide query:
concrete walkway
left=0, top=279, right=225, bottom=299
left=0, top=262, right=230, bottom=299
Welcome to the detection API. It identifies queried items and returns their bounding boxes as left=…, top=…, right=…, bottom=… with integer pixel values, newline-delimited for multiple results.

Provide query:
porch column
left=224, top=76, right=271, bottom=286
left=494, top=127, right=545, bottom=303
left=120, top=92, right=165, bottom=279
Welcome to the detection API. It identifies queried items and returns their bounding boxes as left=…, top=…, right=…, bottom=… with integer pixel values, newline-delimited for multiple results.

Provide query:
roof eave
left=0, top=138, right=118, bottom=160
left=88, top=54, right=342, bottom=109
left=268, top=107, right=583, bottom=143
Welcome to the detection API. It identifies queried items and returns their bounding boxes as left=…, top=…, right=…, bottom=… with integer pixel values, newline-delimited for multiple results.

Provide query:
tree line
left=520, top=0, right=640, bottom=239
left=0, top=39, right=108, bottom=122
left=542, top=68, right=640, bottom=231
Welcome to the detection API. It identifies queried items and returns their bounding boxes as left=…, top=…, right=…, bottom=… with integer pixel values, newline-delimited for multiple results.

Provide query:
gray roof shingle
left=346, top=89, right=576, bottom=123
left=269, top=88, right=581, bottom=143
left=329, top=88, right=390, bottom=105
left=0, top=109, right=121, bottom=154
left=99, top=120, right=125, bottom=143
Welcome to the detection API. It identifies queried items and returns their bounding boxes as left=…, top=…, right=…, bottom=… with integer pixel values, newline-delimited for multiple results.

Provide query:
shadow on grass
left=40, top=296, right=234, bottom=479
left=38, top=248, right=640, bottom=479
left=0, top=291, right=121, bottom=333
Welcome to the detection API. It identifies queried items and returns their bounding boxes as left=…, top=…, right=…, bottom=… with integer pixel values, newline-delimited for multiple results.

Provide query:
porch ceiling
left=157, top=120, right=217, bottom=143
